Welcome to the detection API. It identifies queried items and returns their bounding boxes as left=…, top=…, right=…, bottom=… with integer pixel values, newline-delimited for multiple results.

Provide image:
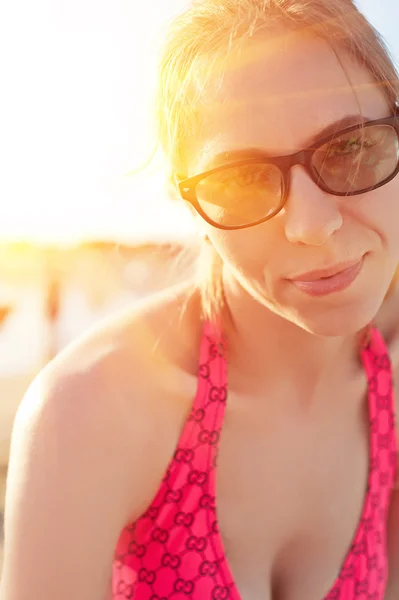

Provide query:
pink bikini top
left=113, top=321, right=397, bottom=600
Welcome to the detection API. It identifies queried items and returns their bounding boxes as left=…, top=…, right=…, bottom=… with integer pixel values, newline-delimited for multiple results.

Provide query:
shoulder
left=28, top=277, right=202, bottom=403
left=1, top=283, right=202, bottom=600
left=13, top=278, right=202, bottom=518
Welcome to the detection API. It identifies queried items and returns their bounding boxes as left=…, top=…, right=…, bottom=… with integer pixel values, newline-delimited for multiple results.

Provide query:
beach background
left=0, top=0, right=397, bottom=578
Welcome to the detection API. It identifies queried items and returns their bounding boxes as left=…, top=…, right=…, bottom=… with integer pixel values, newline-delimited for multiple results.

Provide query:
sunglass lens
left=196, top=163, right=284, bottom=227
left=312, top=124, right=399, bottom=194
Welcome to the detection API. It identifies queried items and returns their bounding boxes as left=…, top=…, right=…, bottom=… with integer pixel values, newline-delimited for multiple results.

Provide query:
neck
left=221, top=271, right=365, bottom=397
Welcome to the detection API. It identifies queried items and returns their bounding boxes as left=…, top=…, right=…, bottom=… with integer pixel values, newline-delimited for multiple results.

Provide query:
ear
left=168, top=171, right=207, bottom=234
left=165, top=172, right=181, bottom=201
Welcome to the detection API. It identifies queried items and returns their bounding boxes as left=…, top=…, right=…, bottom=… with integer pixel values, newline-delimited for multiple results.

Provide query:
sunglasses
left=177, top=115, right=399, bottom=230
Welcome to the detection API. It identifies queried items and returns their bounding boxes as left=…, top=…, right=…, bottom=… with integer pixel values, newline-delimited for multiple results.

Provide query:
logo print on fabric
left=186, top=536, right=208, bottom=552
left=377, top=395, right=391, bottom=412
left=151, top=528, right=169, bottom=543
left=187, top=470, right=208, bottom=486
left=210, top=386, right=227, bottom=403
left=143, top=506, right=159, bottom=521
left=362, top=517, right=373, bottom=532
left=165, top=489, right=182, bottom=504
left=199, top=363, right=210, bottom=379
left=174, top=512, right=195, bottom=527
left=175, top=448, right=194, bottom=463
left=199, top=493, right=215, bottom=510
left=190, top=408, right=206, bottom=422
left=128, top=541, right=146, bottom=558
left=209, top=342, right=226, bottom=360
left=199, top=560, right=219, bottom=576
left=161, top=553, right=181, bottom=569
left=174, top=579, right=195, bottom=594
left=198, top=429, right=220, bottom=445
left=371, top=492, right=380, bottom=509
left=355, top=579, right=368, bottom=595
left=112, top=326, right=395, bottom=600
left=370, top=454, right=380, bottom=470
left=352, top=537, right=367, bottom=555
left=116, top=581, right=134, bottom=596
left=138, top=568, right=156, bottom=584
left=211, top=519, right=219, bottom=534
left=374, top=355, right=390, bottom=370
left=340, top=565, right=355, bottom=579
left=367, top=554, right=378, bottom=570
left=211, top=585, right=230, bottom=599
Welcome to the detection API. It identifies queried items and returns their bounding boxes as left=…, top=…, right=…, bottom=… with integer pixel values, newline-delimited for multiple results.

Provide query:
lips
left=288, top=256, right=365, bottom=297
left=290, top=258, right=364, bottom=282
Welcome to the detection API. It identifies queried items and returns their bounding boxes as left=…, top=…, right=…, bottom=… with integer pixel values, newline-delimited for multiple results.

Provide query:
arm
left=0, top=345, right=151, bottom=600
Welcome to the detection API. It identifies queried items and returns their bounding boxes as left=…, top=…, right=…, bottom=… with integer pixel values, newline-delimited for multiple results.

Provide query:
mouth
left=288, top=256, right=366, bottom=297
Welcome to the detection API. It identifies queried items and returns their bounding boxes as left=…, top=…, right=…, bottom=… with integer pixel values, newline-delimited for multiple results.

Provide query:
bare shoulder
left=14, top=277, right=202, bottom=510
left=1, top=280, right=201, bottom=600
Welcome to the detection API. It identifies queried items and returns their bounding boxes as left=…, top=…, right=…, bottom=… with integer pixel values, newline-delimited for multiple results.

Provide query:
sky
left=0, top=0, right=398, bottom=245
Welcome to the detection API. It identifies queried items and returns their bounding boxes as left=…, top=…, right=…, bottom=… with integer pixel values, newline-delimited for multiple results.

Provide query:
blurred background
left=0, top=0, right=397, bottom=571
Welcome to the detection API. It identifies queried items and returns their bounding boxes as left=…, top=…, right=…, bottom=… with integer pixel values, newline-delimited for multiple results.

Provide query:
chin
left=293, top=294, right=386, bottom=338
left=277, top=259, right=395, bottom=338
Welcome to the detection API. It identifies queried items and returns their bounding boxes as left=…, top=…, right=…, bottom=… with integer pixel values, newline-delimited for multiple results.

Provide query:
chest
left=215, top=377, right=373, bottom=600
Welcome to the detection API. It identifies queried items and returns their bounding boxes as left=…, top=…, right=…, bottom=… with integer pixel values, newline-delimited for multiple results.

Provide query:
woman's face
left=189, top=30, right=399, bottom=336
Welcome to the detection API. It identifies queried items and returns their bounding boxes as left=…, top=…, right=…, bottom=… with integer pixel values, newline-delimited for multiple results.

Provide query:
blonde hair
left=155, top=0, right=399, bottom=322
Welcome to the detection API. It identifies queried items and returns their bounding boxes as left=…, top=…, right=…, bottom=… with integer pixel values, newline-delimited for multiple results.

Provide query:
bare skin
left=111, top=282, right=399, bottom=600
left=2, top=28, right=399, bottom=600
left=0, top=279, right=398, bottom=600
left=127, top=285, right=399, bottom=600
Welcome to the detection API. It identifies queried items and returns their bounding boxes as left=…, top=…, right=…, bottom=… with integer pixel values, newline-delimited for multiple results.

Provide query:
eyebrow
left=202, top=114, right=371, bottom=170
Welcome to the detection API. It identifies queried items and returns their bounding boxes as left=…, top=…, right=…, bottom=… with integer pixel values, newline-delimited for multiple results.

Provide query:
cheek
left=209, top=223, right=279, bottom=277
left=352, top=181, right=399, bottom=253
left=380, top=184, right=399, bottom=252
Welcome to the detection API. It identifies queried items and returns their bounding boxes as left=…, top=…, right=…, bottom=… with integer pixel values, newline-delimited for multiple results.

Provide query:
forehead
left=191, top=30, right=390, bottom=173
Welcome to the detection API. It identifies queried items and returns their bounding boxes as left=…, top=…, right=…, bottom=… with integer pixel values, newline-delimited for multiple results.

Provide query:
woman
left=1, top=0, right=399, bottom=599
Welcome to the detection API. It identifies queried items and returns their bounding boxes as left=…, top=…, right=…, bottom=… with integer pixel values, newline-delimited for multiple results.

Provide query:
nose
left=283, top=166, right=343, bottom=246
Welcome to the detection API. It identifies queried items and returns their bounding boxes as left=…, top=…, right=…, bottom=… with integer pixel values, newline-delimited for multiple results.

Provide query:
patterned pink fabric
left=113, top=321, right=397, bottom=600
